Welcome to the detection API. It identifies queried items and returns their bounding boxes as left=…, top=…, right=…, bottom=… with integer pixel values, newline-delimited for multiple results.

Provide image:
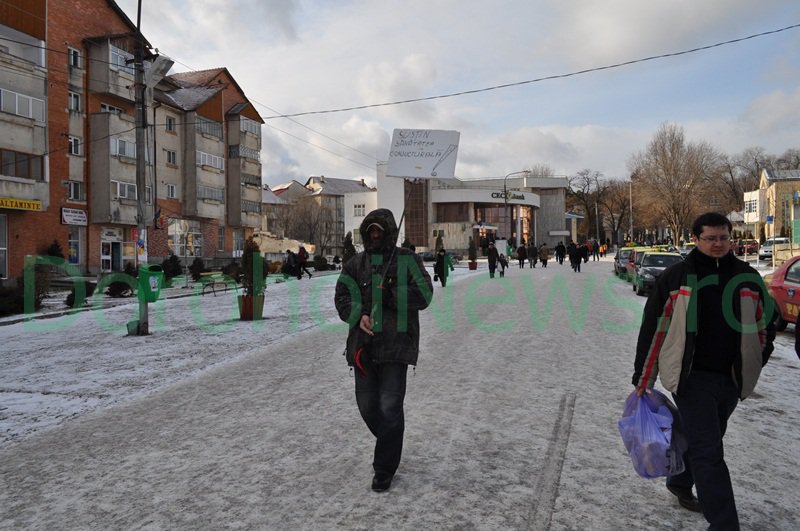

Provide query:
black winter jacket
left=334, top=209, right=433, bottom=366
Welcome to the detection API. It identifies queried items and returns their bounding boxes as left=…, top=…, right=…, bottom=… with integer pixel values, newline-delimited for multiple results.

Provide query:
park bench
left=198, top=272, right=238, bottom=296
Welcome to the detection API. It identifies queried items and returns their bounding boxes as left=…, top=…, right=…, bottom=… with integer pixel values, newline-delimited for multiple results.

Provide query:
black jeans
left=355, top=360, right=408, bottom=476
left=668, top=371, right=740, bottom=530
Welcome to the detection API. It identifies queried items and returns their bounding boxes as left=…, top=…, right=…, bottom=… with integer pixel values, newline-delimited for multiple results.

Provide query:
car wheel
left=775, top=315, right=788, bottom=332
left=636, top=283, right=644, bottom=296
left=632, top=281, right=637, bottom=292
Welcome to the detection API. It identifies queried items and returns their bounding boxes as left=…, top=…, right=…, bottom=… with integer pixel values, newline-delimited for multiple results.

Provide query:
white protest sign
left=387, top=129, right=460, bottom=178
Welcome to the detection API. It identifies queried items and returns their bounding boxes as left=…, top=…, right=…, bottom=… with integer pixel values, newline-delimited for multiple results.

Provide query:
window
left=109, top=44, right=133, bottom=75
left=100, top=103, right=124, bottom=115
left=166, top=116, right=176, bottom=132
left=67, top=181, right=84, bottom=201
left=68, top=92, right=80, bottom=112
left=145, top=185, right=152, bottom=204
left=196, top=150, right=224, bottom=170
left=354, top=203, right=365, bottom=217
left=233, top=229, right=244, bottom=255
left=196, top=116, right=223, bottom=139
left=68, top=136, right=82, bottom=156
left=218, top=225, right=225, bottom=252
left=68, top=47, right=81, bottom=69
left=67, top=226, right=81, bottom=265
left=111, top=180, right=137, bottom=200
left=240, top=117, right=261, bottom=136
left=744, top=199, right=757, bottom=214
left=168, top=219, right=203, bottom=257
left=198, top=185, right=224, bottom=202
left=0, top=88, right=45, bottom=122
left=0, top=148, right=43, bottom=180
left=166, top=150, right=177, bottom=165
left=110, top=137, right=136, bottom=158
left=241, top=199, right=261, bottom=214
left=166, top=183, right=177, bottom=199
left=0, top=214, right=6, bottom=278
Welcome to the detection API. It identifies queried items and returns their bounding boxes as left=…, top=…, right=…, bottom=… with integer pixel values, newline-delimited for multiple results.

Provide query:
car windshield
left=619, top=249, right=632, bottom=260
left=642, top=255, right=682, bottom=267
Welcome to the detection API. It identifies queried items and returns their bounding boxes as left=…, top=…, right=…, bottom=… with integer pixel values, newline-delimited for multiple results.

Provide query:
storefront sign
left=101, top=227, right=123, bottom=241
left=0, top=197, right=42, bottom=211
left=491, top=191, right=526, bottom=201
left=61, top=207, right=87, bottom=226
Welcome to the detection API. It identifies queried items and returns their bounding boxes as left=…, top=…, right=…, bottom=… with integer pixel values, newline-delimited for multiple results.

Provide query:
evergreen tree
left=343, top=231, right=357, bottom=263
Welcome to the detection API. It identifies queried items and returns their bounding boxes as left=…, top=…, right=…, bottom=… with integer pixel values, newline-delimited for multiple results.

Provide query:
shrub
left=188, top=257, right=206, bottom=281
left=343, top=231, right=357, bottom=263
left=240, top=236, right=265, bottom=296
left=222, top=260, right=241, bottom=283
left=0, top=268, right=51, bottom=316
left=65, top=280, right=97, bottom=308
left=105, top=262, right=137, bottom=298
left=312, top=255, right=328, bottom=271
left=46, top=240, right=65, bottom=259
left=160, top=254, right=183, bottom=281
left=468, top=236, right=477, bottom=262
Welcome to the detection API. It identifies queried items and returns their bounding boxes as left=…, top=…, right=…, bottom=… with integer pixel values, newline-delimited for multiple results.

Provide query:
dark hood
left=359, top=208, right=398, bottom=253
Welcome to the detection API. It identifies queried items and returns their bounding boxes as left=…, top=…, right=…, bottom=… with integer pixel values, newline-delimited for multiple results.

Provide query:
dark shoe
left=371, top=473, right=393, bottom=492
left=308, top=272, right=312, bottom=278
left=667, top=485, right=702, bottom=513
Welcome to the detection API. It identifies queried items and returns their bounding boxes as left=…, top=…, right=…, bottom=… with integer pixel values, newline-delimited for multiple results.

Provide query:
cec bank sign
left=387, top=129, right=460, bottom=179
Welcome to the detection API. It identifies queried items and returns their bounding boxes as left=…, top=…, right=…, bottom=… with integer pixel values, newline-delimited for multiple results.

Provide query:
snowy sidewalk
left=1, top=257, right=798, bottom=530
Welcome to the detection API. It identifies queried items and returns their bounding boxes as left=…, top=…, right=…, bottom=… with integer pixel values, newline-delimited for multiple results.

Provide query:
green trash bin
left=138, top=264, right=164, bottom=302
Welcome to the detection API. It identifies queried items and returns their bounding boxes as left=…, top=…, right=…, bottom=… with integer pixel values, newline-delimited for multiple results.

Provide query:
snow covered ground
left=1, top=255, right=798, bottom=530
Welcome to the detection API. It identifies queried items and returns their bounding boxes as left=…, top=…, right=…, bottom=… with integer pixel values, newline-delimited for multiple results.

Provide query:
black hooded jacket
left=334, top=208, right=433, bottom=366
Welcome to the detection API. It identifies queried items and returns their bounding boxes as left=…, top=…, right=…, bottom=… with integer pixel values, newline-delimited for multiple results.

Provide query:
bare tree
left=628, top=123, right=722, bottom=242
left=283, top=197, right=335, bottom=254
left=598, top=179, right=630, bottom=244
left=567, top=169, right=606, bottom=239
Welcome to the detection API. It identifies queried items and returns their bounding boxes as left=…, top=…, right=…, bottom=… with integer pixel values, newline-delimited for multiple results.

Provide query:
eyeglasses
left=698, top=235, right=731, bottom=243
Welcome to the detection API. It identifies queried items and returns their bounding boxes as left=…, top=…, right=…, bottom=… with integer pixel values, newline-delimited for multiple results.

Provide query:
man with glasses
left=632, top=212, right=776, bottom=530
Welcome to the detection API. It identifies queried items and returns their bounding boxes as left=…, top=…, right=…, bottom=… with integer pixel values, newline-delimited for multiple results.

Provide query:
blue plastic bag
left=618, top=389, right=687, bottom=479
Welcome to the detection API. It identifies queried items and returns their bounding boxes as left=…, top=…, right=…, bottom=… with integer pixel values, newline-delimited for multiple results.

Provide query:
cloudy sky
left=115, top=0, right=800, bottom=187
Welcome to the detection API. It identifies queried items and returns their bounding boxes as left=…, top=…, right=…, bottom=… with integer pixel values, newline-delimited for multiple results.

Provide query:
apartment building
left=0, top=0, right=264, bottom=281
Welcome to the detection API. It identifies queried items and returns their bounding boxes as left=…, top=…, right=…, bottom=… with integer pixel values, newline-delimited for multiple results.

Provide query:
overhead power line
left=263, top=22, right=800, bottom=120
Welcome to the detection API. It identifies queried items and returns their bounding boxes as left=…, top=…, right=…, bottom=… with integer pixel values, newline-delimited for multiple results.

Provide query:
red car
left=765, top=255, right=800, bottom=331
left=735, top=239, right=759, bottom=256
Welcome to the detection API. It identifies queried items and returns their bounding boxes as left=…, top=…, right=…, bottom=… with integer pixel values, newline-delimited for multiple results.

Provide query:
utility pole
left=133, top=0, right=149, bottom=335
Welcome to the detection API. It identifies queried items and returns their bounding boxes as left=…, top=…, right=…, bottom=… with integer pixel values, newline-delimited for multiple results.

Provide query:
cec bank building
left=375, top=162, right=570, bottom=257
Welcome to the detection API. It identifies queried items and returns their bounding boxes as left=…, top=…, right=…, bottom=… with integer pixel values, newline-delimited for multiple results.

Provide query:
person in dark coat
left=567, top=241, right=582, bottom=272
left=538, top=243, right=550, bottom=268
left=517, top=244, right=527, bottom=268
left=498, top=253, right=508, bottom=277
left=487, top=241, right=499, bottom=278
left=527, top=242, right=537, bottom=268
left=433, top=248, right=454, bottom=287
left=297, top=245, right=312, bottom=278
left=555, top=241, right=566, bottom=265
left=334, top=208, right=433, bottom=492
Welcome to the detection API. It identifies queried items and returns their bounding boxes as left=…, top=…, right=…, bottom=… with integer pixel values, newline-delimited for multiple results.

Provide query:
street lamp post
left=504, top=170, right=530, bottom=248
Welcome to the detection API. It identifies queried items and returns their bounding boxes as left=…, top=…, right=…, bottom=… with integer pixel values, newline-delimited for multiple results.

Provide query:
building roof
left=304, top=175, right=374, bottom=195
left=764, top=169, right=800, bottom=181
left=261, top=187, right=287, bottom=205
left=154, top=84, right=222, bottom=111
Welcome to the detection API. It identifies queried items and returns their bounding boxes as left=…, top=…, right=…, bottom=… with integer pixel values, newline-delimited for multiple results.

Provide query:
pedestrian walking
left=334, top=208, right=433, bottom=493
left=498, top=253, right=508, bottom=277
left=632, top=212, right=776, bottom=530
left=527, top=242, right=537, bottom=268
left=567, top=241, right=581, bottom=272
left=517, top=244, right=527, bottom=268
left=592, top=239, right=600, bottom=261
left=433, top=248, right=454, bottom=287
left=297, top=245, right=313, bottom=279
left=487, top=242, right=499, bottom=278
left=538, top=243, right=550, bottom=268
left=555, top=241, right=566, bottom=265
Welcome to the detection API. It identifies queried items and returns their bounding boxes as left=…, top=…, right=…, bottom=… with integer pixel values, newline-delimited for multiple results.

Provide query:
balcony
left=241, top=173, right=261, bottom=187
left=229, top=145, right=260, bottom=161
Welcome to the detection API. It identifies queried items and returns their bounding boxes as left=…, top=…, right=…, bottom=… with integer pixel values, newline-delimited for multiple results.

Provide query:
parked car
left=632, top=252, right=683, bottom=296
left=625, top=247, right=655, bottom=282
left=735, top=239, right=759, bottom=256
left=678, top=242, right=696, bottom=258
left=758, top=237, right=790, bottom=261
left=613, top=248, right=634, bottom=277
left=765, top=254, right=800, bottom=331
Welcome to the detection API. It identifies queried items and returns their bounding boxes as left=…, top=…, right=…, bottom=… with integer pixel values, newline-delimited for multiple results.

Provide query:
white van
left=758, top=237, right=790, bottom=260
